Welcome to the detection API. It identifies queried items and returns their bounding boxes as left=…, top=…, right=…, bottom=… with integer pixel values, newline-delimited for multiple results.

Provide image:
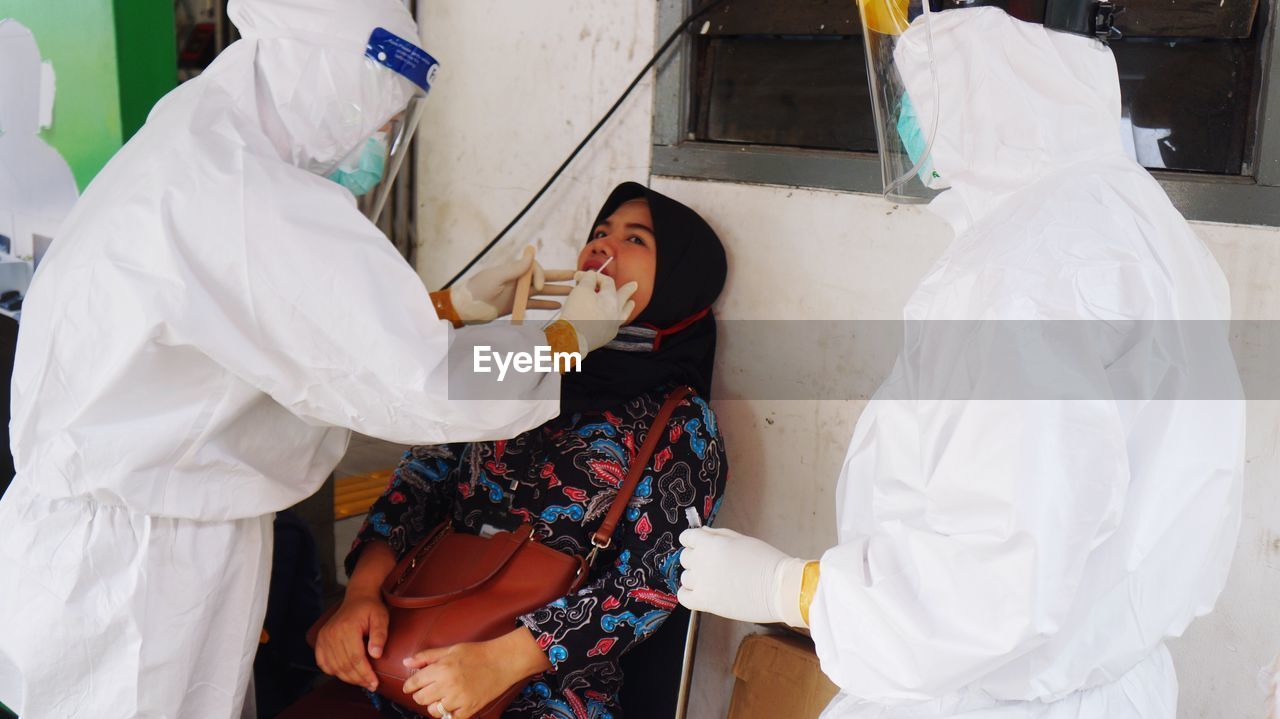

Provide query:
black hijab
left=560, top=182, right=727, bottom=415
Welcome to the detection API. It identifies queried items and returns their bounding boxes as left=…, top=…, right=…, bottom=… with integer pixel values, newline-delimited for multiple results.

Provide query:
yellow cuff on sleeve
left=430, top=289, right=464, bottom=328
left=799, top=560, right=821, bottom=627
left=543, top=320, right=582, bottom=368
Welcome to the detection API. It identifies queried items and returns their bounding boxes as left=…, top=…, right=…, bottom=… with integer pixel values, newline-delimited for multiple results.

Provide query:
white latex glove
left=451, top=251, right=571, bottom=323
left=558, top=270, right=637, bottom=354
left=678, top=527, right=807, bottom=627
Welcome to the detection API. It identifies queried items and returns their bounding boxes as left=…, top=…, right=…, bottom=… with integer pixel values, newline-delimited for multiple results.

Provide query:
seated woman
left=315, top=182, right=729, bottom=719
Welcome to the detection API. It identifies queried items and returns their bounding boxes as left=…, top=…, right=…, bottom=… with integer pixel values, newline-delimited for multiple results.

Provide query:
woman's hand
left=402, top=627, right=551, bottom=719
left=314, top=589, right=390, bottom=692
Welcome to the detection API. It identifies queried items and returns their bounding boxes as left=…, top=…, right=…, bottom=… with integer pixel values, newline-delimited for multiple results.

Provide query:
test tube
left=677, top=505, right=702, bottom=719
left=685, top=506, right=702, bottom=529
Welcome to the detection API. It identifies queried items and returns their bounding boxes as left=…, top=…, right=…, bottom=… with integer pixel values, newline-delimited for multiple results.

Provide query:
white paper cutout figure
left=0, top=19, right=79, bottom=285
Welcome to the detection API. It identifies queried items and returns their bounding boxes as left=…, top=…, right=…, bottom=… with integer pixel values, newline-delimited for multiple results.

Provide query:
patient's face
left=579, top=199, right=655, bottom=323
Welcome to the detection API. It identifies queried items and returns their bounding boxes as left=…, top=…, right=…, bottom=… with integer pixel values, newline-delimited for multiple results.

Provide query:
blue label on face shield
left=366, top=27, right=440, bottom=94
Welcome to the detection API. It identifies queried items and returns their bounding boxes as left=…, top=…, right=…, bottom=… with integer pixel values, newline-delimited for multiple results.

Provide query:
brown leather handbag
left=309, top=385, right=693, bottom=718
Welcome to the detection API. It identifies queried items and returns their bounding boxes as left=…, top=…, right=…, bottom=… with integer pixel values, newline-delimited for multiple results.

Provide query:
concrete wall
left=414, top=0, right=655, bottom=290
left=413, top=2, right=1280, bottom=716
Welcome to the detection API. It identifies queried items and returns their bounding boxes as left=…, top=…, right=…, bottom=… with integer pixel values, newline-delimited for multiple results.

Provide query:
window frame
left=652, top=0, right=1280, bottom=227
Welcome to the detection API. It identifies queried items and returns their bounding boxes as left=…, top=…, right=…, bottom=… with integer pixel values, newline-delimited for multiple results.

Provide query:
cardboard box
left=727, top=632, right=840, bottom=719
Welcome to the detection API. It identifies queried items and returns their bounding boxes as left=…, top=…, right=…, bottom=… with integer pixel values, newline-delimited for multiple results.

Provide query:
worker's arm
left=429, top=290, right=464, bottom=327
left=807, top=307, right=1137, bottom=701
left=429, top=256, right=573, bottom=326
left=810, top=396, right=1129, bottom=699
left=178, top=161, right=562, bottom=445
left=429, top=289, right=582, bottom=361
left=799, top=560, right=821, bottom=625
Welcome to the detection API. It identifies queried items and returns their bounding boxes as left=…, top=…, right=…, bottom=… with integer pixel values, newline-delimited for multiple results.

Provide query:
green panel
left=113, top=0, right=176, bottom=140
left=0, top=0, right=124, bottom=191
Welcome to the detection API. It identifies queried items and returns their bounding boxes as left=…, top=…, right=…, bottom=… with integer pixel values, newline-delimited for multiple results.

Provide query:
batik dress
left=347, top=385, right=728, bottom=719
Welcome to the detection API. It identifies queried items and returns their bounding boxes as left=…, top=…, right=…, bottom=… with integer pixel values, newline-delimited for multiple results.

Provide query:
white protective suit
left=0, top=1, right=561, bottom=716
left=810, top=9, right=1244, bottom=719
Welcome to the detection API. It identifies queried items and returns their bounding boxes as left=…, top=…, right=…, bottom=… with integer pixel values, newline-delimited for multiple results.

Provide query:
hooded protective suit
left=808, top=9, right=1244, bottom=718
left=0, top=1, right=562, bottom=716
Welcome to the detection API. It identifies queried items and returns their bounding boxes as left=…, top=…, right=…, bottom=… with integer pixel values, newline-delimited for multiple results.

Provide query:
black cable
left=441, top=0, right=730, bottom=289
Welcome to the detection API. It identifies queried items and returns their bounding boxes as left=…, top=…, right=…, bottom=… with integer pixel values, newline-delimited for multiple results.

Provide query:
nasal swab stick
left=541, top=257, right=615, bottom=327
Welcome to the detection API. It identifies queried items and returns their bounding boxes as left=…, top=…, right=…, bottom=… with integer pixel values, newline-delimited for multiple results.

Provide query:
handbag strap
left=588, top=385, right=693, bottom=560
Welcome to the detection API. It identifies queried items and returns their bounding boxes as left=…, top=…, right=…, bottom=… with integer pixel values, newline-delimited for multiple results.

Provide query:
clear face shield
left=359, top=93, right=428, bottom=223
left=327, top=27, right=438, bottom=222
left=859, top=0, right=1121, bottom=202
left=858, top=0, right=947, bottom=203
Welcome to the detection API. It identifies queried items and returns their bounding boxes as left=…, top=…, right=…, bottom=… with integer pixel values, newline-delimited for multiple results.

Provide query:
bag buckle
left=584, top=535, right=611, bottom=568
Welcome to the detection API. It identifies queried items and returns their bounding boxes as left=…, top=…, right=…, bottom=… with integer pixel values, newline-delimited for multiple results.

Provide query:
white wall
left=414, top=3, right=1280, bottom=717
left=414, top=0, right=655, bottom=290
left=1174, top=223, right=1280, bottom=718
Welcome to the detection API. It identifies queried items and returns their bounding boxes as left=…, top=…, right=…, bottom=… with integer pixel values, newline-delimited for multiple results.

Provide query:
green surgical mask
left=896, top=95, right=945, bottom=189
left=327, top=131, right=388, bottom=196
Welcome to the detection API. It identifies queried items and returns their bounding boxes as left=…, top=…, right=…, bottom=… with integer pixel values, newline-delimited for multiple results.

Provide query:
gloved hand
left=558, top=270, right=637, bottom=354
left=678, top=527, right=808, bottom=627
left=451, top=251, right=572, bottom=323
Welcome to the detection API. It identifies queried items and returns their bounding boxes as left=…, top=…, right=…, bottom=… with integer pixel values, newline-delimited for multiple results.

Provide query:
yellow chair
left=333, top=468, right=396, bottom=521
